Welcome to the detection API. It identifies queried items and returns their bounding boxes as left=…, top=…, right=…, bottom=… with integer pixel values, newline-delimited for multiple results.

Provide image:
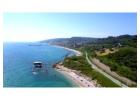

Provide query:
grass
left=97, top=47, right=137, bottom=82
left=95, top=48, right=118, bottom=56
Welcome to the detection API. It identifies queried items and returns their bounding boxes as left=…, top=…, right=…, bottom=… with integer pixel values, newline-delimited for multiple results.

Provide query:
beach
left=52, top=45, right=99, bottom=87
left=54, top=62, right=99, bottom=87
left=62, top=47, right=82, bottom=56
left=52, top=45, right=82, bottom=56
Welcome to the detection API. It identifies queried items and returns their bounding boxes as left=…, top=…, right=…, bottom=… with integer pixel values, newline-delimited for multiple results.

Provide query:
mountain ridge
left=41, top=34, right=137, bottom=48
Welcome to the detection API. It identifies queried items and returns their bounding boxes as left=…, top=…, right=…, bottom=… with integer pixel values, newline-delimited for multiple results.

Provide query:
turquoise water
left=3, top=42, right=78, bottom=87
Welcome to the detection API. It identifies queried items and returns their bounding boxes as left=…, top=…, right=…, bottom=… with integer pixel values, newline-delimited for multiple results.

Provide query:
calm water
left=3, top=42, right=78, bottom=87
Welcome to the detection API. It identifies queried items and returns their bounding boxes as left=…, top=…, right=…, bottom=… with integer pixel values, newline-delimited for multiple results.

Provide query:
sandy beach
left=52, top=45, right=99, bottom=87
left=55, top=63, right=99, bottom=87
left=62, top=47, right=82, bottom=56
left=53, top=45, right=82, bottom=56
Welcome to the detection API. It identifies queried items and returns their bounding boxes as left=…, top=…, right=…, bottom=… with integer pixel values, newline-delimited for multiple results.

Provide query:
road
left=85, top=52, right=128, bottom=87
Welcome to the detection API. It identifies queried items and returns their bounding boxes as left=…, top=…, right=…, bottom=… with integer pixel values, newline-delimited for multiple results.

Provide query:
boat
left=33, top=61, right=43, bottom=68
left=28, top=44, right=42, bottom=46
left=32, top=61, right=45, bottom=74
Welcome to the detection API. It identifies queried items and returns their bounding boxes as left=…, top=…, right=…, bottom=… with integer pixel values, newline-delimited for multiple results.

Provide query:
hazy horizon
left=4, top=13, right=137, bottom=42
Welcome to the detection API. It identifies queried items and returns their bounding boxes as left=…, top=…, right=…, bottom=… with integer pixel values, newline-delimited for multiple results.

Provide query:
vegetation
left=43, top=34, right=137, bottom=85
left=63, top=56, right=119, bottom=87
left=43, top=35, right=137, bottom=49
left=74, top=35, right=137, bottom=82
left=97, top=47, right=137, bottom=82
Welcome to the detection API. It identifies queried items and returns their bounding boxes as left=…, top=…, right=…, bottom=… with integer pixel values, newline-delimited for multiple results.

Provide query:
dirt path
left=85, top=52, right=128, bottom=87
left=91, top=58, right=136, bottom=86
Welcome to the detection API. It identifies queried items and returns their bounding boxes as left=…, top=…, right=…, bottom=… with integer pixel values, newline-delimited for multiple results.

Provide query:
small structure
left=117, top=43, right=122, bottom=47
left=114, top=43, right=122, bottom=48
left=32, top=62, right=44, bottom=74
left=33, top=62, right=43, bottom=68
left=100, top=46, right=106, bottom=53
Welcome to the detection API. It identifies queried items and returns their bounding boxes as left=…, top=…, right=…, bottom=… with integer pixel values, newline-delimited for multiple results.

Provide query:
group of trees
left=97, top=47, right=137, bottom=82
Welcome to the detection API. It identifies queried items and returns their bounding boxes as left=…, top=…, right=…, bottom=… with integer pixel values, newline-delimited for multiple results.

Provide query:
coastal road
left=85, top=52, right=128, bottom=87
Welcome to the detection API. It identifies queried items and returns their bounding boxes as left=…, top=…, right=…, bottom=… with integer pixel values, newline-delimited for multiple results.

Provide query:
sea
left=3, top=42, right=78, bottom=87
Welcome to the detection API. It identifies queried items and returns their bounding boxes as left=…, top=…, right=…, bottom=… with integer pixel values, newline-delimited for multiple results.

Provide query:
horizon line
left=3, top=34, right=137, bottom=42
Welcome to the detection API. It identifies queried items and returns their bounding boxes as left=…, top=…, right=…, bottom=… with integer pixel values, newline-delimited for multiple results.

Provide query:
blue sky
left=4, top=13, right=137, bottom=41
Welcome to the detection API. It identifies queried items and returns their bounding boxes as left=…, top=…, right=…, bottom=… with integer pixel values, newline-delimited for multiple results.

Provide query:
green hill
left=41, top=34, right=137, bottom=83
left=97, top=47, right=137, bottom=82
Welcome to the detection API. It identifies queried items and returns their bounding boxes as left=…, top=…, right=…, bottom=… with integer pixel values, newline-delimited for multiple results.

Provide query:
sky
left=4, top=13, right=137, bottom=42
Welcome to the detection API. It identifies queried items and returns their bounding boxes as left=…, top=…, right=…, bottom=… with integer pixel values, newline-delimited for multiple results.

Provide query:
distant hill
left=96, top=35, right=137, bottom=48
left=41, top=34, right=137, bottom=48
left=41, top=38, right=69, bottom=46
left=41, top=37, right=98, bottom=48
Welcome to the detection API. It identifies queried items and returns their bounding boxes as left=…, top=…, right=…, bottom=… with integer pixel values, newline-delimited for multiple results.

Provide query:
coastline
left=54, top=63, right=99, bottom=87
left=52, top=44, right=99, bottom=87
left=52, top=45, right=82, bottom=56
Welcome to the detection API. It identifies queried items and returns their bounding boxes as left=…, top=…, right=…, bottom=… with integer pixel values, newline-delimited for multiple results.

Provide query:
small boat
left=33, top=61, right=43, bottom=68
left=28, top=44, right=42, bottom=46
left=32, top=61, right=44, bottom=74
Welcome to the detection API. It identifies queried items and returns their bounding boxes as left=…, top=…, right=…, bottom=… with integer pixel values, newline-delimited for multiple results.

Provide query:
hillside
left=41, top=34, right=137, bottom=85
left=41, top=37, right=98, bottom=48
left=97, top=47, right=137, bottom=82
left=41, top=35, right=137, bottom=48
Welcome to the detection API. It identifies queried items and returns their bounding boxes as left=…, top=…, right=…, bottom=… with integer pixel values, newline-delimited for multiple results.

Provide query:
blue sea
left=3, top=42, right=78, bottom=87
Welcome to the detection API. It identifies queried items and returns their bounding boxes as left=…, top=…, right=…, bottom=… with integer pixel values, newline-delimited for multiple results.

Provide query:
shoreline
left=52, top=44, right=99, bottom=87
left=54, top=63, right=99, bottom=87
left=52, top=45, right=82, bottom=56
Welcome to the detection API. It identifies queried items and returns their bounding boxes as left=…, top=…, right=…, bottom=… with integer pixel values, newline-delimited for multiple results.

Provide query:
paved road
left=85, top=52, right=128, bottom=87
